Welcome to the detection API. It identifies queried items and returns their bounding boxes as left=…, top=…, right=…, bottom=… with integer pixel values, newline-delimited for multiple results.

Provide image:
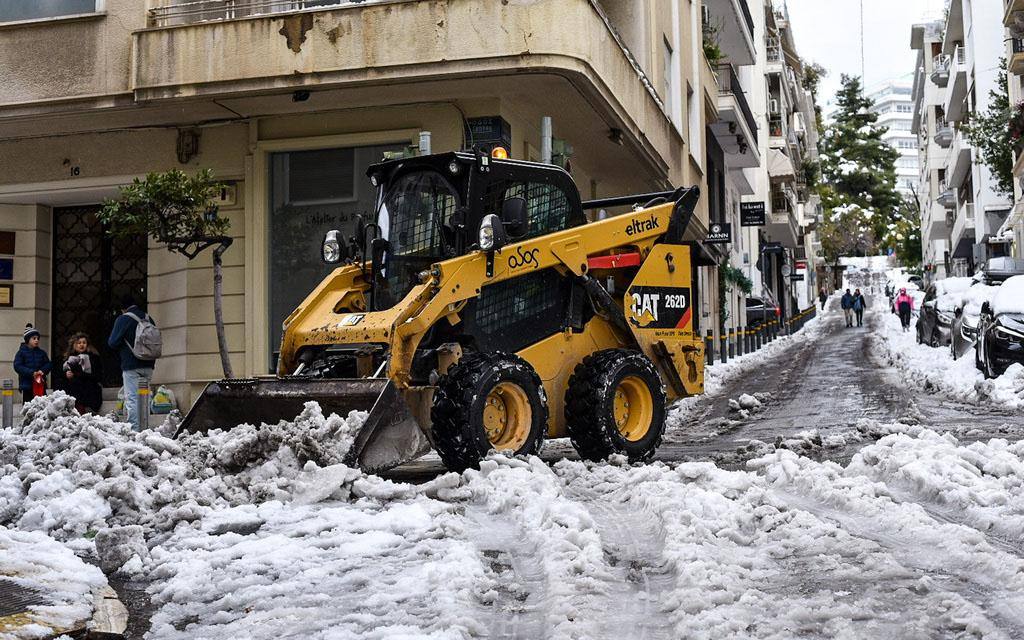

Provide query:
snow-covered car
left=950, top=283, right=1000, bottom=360
left=975, top=275, right=1024, bottom=377
left=975, top=257, right=1024, bottom=285
left=915, top=278, right=972, bottom=347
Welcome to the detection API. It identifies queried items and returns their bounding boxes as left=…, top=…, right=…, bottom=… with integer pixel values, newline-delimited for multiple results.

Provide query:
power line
left=860, top=0, right=866, bottom=82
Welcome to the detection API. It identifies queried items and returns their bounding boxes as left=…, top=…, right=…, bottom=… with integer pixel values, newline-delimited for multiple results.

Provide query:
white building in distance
left=867, top=81, right=918, bottom=198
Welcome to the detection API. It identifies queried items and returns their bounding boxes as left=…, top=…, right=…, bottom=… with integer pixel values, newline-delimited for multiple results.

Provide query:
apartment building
left=915, top=0, right=1011, bottom=278
left=758, top=0, right=819, bottom=314
left=1003, top=0, right=1024, bottom=257
left=867, top=81, right=919, bottom=197
left=911, top=20, right=952, bottom=279
left=0, top=0, right=735, bottom=406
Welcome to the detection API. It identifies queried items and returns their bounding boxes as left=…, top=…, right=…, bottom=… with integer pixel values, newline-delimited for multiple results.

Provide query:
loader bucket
left=175, top=378, right=433, bottom=473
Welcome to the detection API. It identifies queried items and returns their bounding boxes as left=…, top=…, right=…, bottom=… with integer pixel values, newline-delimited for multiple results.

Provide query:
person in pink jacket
left=894, top=288, right=914, bottom=331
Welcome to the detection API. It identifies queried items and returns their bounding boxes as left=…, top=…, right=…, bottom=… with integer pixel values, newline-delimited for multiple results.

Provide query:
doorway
left=51, top=205, right=148, bottom=387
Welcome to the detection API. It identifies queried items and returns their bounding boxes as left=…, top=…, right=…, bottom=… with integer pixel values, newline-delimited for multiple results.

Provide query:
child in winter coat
left=13, top=324, right=51, bottom=403
left=62, top=332, right=104, bottom=414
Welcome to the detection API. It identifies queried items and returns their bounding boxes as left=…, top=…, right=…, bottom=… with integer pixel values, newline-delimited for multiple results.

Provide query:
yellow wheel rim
left=613, top=375, right=654, bottom=442
left=482, top=382, right=532, bottom=451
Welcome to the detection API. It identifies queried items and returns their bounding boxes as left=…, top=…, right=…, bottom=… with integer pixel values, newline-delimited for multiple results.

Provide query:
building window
left=896, top=104, right=913, bottom=113
left=267, top=143, right=405, bottom=371
left=662, top=38, right=675, bottom=116
left=0, top=0, right=97, bottom=22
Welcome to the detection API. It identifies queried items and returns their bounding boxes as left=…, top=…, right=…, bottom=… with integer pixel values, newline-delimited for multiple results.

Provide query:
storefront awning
left=767, top=148, right=796, bottom=180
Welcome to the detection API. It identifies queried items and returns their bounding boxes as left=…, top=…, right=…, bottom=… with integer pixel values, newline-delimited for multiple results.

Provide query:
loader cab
left=366, top=152, right=586, bottom=309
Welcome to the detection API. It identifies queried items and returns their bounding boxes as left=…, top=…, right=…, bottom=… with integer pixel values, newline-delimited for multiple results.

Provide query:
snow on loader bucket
left=175, top=378, right=432, bottom=473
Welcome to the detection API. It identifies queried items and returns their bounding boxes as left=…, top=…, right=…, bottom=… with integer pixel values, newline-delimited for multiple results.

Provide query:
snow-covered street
left=3, top=296, right=1024, bottom=640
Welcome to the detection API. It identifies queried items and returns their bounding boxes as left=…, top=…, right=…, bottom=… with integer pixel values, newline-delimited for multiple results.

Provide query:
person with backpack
left=108, top=295, right=161, bottom=430
left=13, top=324, right=51, bottom=404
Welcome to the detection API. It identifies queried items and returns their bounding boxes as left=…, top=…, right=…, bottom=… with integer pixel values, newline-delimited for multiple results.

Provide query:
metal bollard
left=2, top=379, right=13, bottom=429
left=756, top=330, right=762, bottom=351
left=737, top=329, right=745, bottom=357
left=705, top=329, right=715, bottom=366
left=137, top=382, right=150, bottom=431
left=728, top=329, right=735, bottom=359
left=719, top=330, right=728, bottom=364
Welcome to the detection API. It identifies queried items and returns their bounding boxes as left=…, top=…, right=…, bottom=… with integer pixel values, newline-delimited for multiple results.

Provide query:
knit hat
left=23, top=324, right=40, bottom=343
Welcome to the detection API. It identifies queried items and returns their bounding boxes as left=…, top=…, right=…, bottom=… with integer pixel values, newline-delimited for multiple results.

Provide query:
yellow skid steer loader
left=178, top=151, right=706, bottom=472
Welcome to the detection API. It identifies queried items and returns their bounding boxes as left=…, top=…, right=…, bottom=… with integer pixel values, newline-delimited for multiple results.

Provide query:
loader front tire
left=431, top=352, right=548, bottom=472
left=565, top=349, right=666, bottom=463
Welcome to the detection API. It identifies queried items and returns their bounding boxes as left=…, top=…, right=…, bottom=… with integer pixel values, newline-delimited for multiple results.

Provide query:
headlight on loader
left=479, top=214, right=506, bottom=252
left=322, top=230, right=342, bottom=264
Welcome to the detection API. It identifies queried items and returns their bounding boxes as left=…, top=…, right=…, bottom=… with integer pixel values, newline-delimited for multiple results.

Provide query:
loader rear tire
left=431, top=352, right=548, bottom=472
left=565, top=349, right=666, bottom=463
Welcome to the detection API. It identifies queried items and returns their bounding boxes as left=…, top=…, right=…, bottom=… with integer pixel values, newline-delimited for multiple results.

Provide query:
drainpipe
left=419, top=131, right=432, bottom=156
left=541, top=117, right=553, bottom=164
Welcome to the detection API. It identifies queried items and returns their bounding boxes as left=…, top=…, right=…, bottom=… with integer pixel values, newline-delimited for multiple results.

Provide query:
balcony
left=704, top=0, right=755, bottom=66
left=712, top=64, right=759, bottom=167
left=944, top=45, right=968, bottom=122
left=933, top=117, right=953, bottom=147
left=769, top=191, right=799, bottom=248
left=1011, top=38, right=1024, bottom=76
left=937, top=181, right=956, bottom=209
left=768, top=113, right=786, bottom=142
left=945, top=129, right=972, bottom=187
left=766, top=35, right=782, bottom=69
left=930, top=54, right=950, bottom=87
left=1003, top=0, right=1024, bottom=27
left=951, top=202, right=976, bottom=256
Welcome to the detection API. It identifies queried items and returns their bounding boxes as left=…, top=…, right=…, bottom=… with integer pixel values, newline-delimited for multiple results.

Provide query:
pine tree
left=818, top=75, right=902, bottom=257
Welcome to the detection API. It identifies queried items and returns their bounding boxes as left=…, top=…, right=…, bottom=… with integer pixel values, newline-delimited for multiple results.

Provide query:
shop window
left=268, top=143, right=404, bottom=371
left=0, top=0, right=97, bottom=22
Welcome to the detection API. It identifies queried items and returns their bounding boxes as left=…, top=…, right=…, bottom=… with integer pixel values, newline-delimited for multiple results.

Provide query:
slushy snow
left=5, top=393, right=1024, bottom=638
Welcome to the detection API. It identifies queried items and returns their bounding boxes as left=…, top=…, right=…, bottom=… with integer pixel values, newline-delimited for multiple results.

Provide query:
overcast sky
left=785, top=0, right=947, bottom=108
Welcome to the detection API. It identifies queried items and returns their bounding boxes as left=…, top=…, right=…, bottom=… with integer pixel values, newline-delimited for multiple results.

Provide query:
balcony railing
left=954, top=45, right=966, bottom=65
left=931, top=54, right=950, bottom=86
left=934, top=116, right=953, bottom=147
left=1010, top=38, right=1024, bottom=75
left=716, top=64, right=758, bottom=144
left=769, top=114, right=784, bottom=138
left=1014, top=38, right=1024, bottom=54
left=147, top=0, right=376, bottom=27
left=766, top=36, right=781, bottom=63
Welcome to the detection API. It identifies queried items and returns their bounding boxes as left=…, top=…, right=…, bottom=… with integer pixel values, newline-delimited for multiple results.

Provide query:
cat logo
left=338, top=314, right=365, bottom=327
left=630, top=292, right=661, bottom=326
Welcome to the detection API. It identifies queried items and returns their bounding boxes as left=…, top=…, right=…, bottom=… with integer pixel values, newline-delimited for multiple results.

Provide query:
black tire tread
left=564, top=348, right=666, bottom=463
left=431, top=351, right=548, bottom=472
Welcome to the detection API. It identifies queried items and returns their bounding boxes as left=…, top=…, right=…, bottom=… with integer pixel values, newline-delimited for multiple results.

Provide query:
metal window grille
left=481, top=180, right=572, bottom=239
left=473, top=270, right=565, bottom=350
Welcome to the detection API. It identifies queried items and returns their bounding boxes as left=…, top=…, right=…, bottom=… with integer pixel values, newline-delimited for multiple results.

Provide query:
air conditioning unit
left=701, top=4, right=711, bottom=27
left=769, top=98, right=780, bottom=115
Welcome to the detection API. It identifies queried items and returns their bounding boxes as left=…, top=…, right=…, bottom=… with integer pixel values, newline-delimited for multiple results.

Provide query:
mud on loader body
left=178, top=152, right=706, bottom=472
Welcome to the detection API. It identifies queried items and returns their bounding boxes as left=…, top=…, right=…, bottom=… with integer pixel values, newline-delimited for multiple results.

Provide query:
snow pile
left=849, top=429, right=1024, bottom=541
left=872, top=310, right=1024, bottom=408
left=0, top=526, right=106, bottom=639
left=993, top=275, right=1024, bottom=314
left=0, top=392, right=368, bottom=550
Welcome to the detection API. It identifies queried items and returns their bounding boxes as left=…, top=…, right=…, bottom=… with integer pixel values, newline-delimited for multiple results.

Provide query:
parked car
left=746, top=293, right=781, bottom=329
left=915, top=278, right=972, bottom=347
left=975, top=275, right=1024, bottom=377
left=950, top=284, right=1000, bottom=360
left=975, top=257, right=1024, bottom=285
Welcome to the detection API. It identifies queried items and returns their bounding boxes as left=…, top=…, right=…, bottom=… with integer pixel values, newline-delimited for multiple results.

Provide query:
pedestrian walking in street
left=61, top=332, right=104, bottom=414
left=13, top=324, right=51, bottom=404
left=852, top=288, right=867, bottom=327
left=841, top=289, right=855, bottom=327
left=894, top=288, right=914, bottom=332
left=108, top=295, right=161, bottom=430
left=819, top=288, right=828, bottom=310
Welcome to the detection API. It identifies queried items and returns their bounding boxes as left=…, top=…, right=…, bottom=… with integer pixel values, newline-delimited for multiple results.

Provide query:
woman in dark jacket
left=61, top=332, right=104, bottom=414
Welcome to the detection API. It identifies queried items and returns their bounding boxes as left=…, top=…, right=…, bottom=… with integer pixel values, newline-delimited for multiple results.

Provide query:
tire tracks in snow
left=772, top=488, right=1024, bottom=639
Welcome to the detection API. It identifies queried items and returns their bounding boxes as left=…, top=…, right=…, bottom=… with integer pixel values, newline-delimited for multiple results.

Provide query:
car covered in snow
left=975, top=275, right=1024, bottom=377
left=915, top=278, right=973, bottom=347
left=950, top=283, right=1001, bottom=360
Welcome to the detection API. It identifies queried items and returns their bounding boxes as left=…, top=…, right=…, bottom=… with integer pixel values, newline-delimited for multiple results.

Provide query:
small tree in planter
left=99, top=169, right=236, bottom=378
